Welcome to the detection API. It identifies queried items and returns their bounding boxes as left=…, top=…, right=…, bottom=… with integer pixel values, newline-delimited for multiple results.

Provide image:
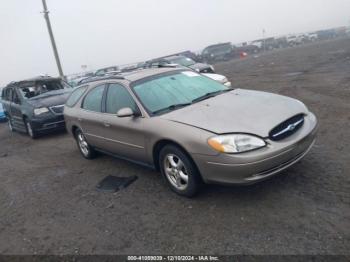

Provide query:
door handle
left=104, top=122, right=111, bottom=127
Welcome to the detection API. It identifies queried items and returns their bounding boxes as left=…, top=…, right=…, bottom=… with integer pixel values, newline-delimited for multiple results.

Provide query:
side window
left=12, top=90, right=20, bottom=104
left=66, top=85, right=88, bottom=107
left=5, top=88, right=13, bottom=101
left=106, top=84, right=138, bottom=114
left=1, top=88, right=6, bottom=100
left=95, top=70, right=104, bottom=76
left=82, top=85, right=105, bottom=112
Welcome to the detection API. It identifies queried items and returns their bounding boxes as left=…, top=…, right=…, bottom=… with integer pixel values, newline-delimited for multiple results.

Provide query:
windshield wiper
left=192, top=89, right=232, bottom=103
left=152, top=102, right=192, bottom=115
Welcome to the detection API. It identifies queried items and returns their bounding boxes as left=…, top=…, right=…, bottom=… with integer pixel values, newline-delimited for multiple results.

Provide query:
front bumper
left=192, top=113, right=318, bottom=185
left=31, top=115, right=66, bottom=133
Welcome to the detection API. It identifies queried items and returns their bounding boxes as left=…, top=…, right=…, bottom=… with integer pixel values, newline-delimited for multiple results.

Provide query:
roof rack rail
left=78, top=75, right=125, bottom=85
left=149, top=63, right=178, bottom=68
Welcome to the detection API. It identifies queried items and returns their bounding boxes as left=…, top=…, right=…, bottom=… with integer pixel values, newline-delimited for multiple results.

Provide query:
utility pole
left=41, top=0, right=64, bottom=78
left=262, top=28, right=266, bottom=53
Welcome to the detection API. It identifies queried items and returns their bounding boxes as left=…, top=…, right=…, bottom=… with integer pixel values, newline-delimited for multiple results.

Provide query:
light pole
left=41, top=0, right=64, bottom=78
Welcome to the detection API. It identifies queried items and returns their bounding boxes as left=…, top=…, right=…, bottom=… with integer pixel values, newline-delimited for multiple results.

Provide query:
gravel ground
left=0, top=38, right=349, bottom=255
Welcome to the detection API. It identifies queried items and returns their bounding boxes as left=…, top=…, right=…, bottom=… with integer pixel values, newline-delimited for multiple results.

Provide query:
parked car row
left=195, top=26, right=350, bottom=63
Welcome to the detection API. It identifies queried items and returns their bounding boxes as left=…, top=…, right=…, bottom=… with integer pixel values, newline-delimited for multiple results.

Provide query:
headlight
left=34, top=107, right=49, bottom=116
left=221, top=77, right=228, bottom=83
left=208, top=134, right=266, bottom=153
left=210, top=65, right=215, bottom=71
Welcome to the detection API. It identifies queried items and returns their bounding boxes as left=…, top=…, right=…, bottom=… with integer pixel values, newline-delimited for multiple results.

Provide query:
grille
left=49, top=105, right=64, bottom=115
left=269, top=114, right=304, bottom=141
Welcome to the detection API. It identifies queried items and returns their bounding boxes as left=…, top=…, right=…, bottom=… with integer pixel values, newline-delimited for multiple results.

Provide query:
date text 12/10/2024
left=127, top=256, right=219, bottom=261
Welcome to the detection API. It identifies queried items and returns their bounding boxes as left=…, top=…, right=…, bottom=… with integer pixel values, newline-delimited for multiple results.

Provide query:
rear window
left=66, top=86, right=88, bottom=107
left=1, top=88, right=12, bottom=101
left=82, top=85, right=105, bottom=112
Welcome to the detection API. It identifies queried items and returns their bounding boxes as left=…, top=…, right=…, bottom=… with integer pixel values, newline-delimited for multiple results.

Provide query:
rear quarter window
left=65, top=85, right=88, bottom=107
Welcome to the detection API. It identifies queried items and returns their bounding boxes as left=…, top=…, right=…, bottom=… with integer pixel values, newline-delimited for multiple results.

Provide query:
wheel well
left=152, top=139, right=199, bottom=173
left=71, top=125, right=79, bottom=137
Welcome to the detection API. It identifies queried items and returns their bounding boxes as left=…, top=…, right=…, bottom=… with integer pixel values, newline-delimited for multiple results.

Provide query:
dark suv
left=1, top=76, right=72, bottom=138
left=201, top=42, right=233, bottom=63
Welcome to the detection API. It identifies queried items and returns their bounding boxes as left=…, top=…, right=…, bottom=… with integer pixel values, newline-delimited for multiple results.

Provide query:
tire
left=24, top=118, right=38, bottom=139
left=74, top=128, right=96, bottom=159
left=8, top=116, right=14, bottom=132
left=159, top=145, right=202, bottom=197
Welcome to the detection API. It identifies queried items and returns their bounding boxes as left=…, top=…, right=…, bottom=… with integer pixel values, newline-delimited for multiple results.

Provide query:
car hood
left=202, top=73, right=226, bottom=82
left=189, top=63, right=211, bottom=72
left=160, top=89, right=308, bottom=137
left=27, top=89, right=72, bottom=108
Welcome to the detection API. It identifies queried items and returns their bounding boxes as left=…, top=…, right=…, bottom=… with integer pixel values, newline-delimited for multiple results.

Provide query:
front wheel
left=24, top=118, right=38, bottom=139
left=75, top=128, right=96, bottom=159
left=159, top=145, right=202, bottom=197
left=8, top=116, right=14, bottom=132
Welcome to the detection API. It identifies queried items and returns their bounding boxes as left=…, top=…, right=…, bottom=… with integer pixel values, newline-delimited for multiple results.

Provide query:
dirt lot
left=0, top=38, right=349, bottom=255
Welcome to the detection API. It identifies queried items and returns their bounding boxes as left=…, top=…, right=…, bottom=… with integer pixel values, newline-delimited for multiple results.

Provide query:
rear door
left=101, top=83, right=146, bottom=163
left=79, top=84, right=107, bottom=148
left=9, top=89, right=25, bottom=129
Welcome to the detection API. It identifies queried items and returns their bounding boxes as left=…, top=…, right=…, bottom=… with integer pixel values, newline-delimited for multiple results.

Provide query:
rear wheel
left=75, top=128, right=96, bottom=159
left=159, top=145, right=202, bottom=197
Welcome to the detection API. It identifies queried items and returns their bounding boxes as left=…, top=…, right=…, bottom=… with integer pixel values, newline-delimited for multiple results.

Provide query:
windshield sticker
left=182, top=71, right=200, bottom=77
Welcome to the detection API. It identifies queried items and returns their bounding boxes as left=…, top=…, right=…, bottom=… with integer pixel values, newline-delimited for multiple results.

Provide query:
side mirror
left=117, top=107, right=134, bottom=117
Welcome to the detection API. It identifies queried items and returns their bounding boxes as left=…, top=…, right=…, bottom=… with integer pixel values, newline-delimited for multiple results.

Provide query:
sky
left=1, top=0, right=349, bottom=86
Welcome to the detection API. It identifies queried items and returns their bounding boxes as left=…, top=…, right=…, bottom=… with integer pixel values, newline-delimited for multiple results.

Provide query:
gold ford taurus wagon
left=64, top=68, right=317, bottom=197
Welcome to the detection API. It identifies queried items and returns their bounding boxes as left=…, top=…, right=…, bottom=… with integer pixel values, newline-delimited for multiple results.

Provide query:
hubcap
left=164, top=154, right=189, bottom=190
left=77, top=132, right=89, bottom=156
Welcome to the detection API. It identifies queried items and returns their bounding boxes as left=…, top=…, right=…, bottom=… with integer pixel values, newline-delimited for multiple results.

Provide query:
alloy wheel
left=163, top=154, right=189, bottom=190
left=77, top=132, right=90, bottom=156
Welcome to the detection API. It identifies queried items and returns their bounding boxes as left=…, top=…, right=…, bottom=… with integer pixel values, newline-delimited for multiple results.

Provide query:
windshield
left=19, top=80, right=71, bottom=99
left=169, top=56, right=196, bottom=67
left=132, top=71, right=228, bottom=115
